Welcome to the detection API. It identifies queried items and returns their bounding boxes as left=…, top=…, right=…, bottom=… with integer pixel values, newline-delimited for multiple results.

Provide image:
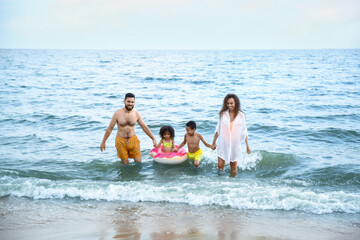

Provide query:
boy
left=174, top=121, right=212, bottom=167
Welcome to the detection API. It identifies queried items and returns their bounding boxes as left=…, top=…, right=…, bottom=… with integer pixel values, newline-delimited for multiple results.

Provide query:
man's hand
left=100, top=142, right=106, bottom=152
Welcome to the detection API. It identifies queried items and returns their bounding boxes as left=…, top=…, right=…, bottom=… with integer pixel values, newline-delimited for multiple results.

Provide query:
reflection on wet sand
left=111, top=202, right=208, bottom=239
left=1, top=199, right=358, bottom=240
left=112, top=205, right=143, bottom=240
left=111, top=202, right=245, bottom=240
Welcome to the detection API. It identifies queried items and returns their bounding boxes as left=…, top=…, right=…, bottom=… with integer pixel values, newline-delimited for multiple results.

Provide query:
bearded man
left=100, top=93, right=157, bottom=164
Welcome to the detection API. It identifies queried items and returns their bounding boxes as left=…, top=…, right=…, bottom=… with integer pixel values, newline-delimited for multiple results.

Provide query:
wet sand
left=1, top=197, right=359, bottom=240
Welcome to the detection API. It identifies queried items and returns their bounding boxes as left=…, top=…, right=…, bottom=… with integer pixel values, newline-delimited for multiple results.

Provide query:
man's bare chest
left=118, top=114, right=137, bottom=127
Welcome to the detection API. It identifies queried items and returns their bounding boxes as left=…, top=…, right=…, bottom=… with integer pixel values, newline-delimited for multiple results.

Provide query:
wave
left=243, top=151, right=299, bottom=177
left=250, top=124, right=360, bottom=143
left=144, top=77, right=183, bottom=81
left=1, top=176, right=359, bottom=214
left=286, top=164, right=360, bottom=187
left=305, top=128, right=360, bottom=143
left=99, top=60, right=112, bottom=64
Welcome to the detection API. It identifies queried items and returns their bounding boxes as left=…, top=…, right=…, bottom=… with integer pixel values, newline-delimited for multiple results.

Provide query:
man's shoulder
left=133, top=109, right=141, bottom=119
left=114, top=108, right=125, bottom=115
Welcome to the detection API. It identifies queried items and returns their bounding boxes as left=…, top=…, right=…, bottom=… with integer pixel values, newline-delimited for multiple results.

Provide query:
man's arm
left=136, top=111, right=157, bottom=147
left=155, top=139, right=162, bottom=148
left=100, top=113, right=117, bottom=152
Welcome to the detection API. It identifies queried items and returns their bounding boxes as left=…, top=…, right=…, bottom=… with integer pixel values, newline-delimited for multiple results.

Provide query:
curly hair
left=219, top=93, right=244, bottom=118
left=159, top=125, right=175, bottom=139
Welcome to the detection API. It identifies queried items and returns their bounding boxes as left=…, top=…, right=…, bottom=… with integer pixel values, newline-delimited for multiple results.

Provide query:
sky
left=0, top=0, right=359, bottom=50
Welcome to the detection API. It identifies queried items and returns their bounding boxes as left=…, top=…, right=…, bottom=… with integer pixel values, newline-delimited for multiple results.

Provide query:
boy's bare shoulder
left=194, top=132, right=202, bottom=138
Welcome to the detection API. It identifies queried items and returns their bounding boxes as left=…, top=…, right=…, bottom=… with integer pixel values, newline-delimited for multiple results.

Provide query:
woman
left=212, top=94, right=251, bottom=176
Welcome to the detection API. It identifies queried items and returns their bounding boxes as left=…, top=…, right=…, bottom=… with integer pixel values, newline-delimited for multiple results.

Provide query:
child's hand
left=174, top=147, right=178, bottom=152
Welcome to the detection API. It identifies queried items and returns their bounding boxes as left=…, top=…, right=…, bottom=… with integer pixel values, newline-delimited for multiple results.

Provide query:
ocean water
left=0, top=49, right=359, bottom=215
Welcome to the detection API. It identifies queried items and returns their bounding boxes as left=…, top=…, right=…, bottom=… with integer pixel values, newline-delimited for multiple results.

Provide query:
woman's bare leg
left=218, top=157, right=225, bottom=170
left=230, top=161, right=237, bottom=177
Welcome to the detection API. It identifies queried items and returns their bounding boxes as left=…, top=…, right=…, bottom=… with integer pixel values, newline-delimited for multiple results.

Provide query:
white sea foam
left=1, top=176, right=359, bottom=215
left=237, top=150, right=263, bottom=170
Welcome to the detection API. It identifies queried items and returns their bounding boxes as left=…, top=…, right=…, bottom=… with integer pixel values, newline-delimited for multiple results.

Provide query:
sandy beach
left=1, top=197, right=359, bottom=240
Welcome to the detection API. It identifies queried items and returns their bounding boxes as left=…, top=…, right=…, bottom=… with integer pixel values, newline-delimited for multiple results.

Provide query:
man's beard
left=125, top=105, right=133, bottom=111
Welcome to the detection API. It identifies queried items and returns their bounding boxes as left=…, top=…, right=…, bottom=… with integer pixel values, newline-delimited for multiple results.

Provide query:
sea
left=0, top=49, right=359, bottom=217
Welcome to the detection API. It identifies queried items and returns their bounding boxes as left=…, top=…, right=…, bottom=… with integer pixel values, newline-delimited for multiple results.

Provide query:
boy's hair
left=159, top=125, right=175, bottom=139
left=125, top=93, right=135, bottom=100
left=186, top=121, right=196, bottom=130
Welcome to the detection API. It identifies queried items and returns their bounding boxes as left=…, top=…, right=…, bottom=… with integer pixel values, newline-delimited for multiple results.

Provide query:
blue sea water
left=0, top=49, right=359, bottom=215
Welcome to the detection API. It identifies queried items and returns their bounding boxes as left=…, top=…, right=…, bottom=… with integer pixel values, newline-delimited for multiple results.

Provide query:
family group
left=100, top=93, right=251, bottom=176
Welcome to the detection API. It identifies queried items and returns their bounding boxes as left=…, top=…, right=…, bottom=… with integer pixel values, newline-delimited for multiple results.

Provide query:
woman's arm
left=245, top=136, right=251, bottom=154
left=211, top=132, right=218, bottom=150
left=212, top=116, right=221, bottom=150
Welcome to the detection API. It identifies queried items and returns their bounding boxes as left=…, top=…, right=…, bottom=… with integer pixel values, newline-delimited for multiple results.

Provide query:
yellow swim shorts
left=115, top=135, right=141, bottom=160
left=188, top=149, right=203, bottom=161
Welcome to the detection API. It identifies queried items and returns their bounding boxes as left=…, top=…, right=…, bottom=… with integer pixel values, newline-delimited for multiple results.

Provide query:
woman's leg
left=218, top=156, right=225, bottom=170
left=230, top=161, right=237, bottom=177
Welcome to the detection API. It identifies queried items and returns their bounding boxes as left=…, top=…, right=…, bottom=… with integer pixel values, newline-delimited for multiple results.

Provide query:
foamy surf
left=2, top=175, right=359, bottom=214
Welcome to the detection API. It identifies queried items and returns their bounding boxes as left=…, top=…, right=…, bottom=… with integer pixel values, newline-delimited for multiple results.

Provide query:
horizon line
left=1, top=47, right=359, bottom=51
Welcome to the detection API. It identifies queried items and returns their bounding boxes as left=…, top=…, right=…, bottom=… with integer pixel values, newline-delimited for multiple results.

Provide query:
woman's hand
left=246, top=145, right=251, bottom=154
left=100, top=142, right=106, bottom=152
left=211, top=144, right=216, bottom=150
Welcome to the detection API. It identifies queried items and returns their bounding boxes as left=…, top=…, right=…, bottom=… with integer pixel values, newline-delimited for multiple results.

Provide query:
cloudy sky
left=0, top=0, right=359, bottom=49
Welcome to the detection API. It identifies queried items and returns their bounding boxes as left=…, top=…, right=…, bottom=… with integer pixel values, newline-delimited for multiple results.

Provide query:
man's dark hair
left=186, top=121, right=196, bottom=130
left=125, top=93, right=135, bottom=99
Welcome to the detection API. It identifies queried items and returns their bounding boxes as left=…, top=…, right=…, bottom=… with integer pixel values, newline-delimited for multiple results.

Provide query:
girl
left=156, top=125, right=175, bottom=152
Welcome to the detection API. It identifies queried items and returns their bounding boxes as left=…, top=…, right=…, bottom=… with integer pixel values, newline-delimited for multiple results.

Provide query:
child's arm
left=174, top=135, right=186, bottom=152
left=171, top=139, right=175, bottom=152
left=199, top=134, right=212, bottom=148
left=155, top=139, right=162, bottom=148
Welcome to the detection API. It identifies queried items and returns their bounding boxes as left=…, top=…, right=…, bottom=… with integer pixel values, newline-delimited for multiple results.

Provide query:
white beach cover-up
left=215, top=110, right=248, bottom=163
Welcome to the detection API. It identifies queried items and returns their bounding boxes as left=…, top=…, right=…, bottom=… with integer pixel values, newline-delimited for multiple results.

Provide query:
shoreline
left=1, top=197, right=359, bottom=240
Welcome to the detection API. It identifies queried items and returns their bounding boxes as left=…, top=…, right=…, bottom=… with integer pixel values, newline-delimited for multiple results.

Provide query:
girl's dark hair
left=219, top=94, right=244, bottom=117
left=159, top=125, right=175, bottom=139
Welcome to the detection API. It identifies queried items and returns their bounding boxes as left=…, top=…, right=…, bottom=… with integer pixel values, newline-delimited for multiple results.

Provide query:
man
left=100, top=93, right=157, bottom=164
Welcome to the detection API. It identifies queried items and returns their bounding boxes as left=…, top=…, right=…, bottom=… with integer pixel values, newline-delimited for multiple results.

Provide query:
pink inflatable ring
left=149, top=145, right=188, bottom=164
